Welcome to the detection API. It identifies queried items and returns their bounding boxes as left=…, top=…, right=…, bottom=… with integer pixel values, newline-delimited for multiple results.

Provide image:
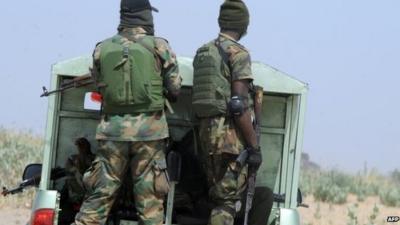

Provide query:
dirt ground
left=299, top=194, right=400, bottom=225
left=0, top=207, right=30, bottom=225
left=1, top=195, right=399, bottom=225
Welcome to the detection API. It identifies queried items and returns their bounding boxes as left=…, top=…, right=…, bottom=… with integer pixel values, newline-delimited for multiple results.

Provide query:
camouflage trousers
left=198, top=122, right=248, bottom=225
left=73, top=140, right=169, bottom=225
left=64, top=167, right=86, bottom=205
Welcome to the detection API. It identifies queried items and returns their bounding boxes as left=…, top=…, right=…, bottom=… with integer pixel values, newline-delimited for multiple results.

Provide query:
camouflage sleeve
left=64, top=155, right=78, bottom=172
left=226, top=44, right=253, bottom=81
left=154, top=38, right=182, bottom=94
left=91, top=42, right=102, bottom=81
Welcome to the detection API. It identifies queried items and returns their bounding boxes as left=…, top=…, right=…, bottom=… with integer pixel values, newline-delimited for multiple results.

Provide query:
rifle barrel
left=40, top=74, right=95, bottom=98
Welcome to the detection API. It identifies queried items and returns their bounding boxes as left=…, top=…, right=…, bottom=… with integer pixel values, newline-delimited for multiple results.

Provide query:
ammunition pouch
left=215, top=205, right=237, bottom=218
left=153, top=158, right=170, bottom=195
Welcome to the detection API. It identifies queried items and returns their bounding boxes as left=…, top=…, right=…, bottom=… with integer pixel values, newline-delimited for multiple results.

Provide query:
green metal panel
left=40, top=71, right=59, bottom=190
left=256, top=95, right=287, bottom=189
left=167, top=88, right=194, bottom=142
left=288, top=93, right=308, bottom=209
left=252, top=63, right=307, bottom=94
left=59, top=78, right=97, bottom=112
left=284, top=96, right=300, bottom=209
left=52, top=56, right=92, bottom=76
left=40, top=57, right=94, bottom=190
left=177, top=57, right=194, bottom=87
left=276, top=96, right=294, bottom=210
left=55, top=117, right=98, bottom=165
left=53, top=77, right=100, bottom=190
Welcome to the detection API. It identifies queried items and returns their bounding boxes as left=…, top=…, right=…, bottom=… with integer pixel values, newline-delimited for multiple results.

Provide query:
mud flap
left=277, top=208, right=300, bottom=225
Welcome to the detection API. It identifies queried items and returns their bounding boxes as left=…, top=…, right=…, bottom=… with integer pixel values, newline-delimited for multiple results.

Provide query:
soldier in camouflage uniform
left=64, top=138, right=95, bottom=206
left=73, top=1, right=181, bottom=225
left=59, top=138, right=95, bottom=224
left=192, top=1, right=262, bottom=225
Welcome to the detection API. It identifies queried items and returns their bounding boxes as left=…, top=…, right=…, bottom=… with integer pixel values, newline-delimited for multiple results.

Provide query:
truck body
left=28, top=56, right=308, bottom=225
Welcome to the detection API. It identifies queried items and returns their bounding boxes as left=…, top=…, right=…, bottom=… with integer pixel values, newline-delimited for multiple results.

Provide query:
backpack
left=97, top=35, right=164, bottom=114
left=192, top=41, right=231, bottom=118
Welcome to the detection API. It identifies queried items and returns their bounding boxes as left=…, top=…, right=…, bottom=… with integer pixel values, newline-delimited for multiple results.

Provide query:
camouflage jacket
left=93, top=27, right=181, bottom=142
left=198, top=33, right=254, bottom=155
left=64, top=153, right=95, bottom=203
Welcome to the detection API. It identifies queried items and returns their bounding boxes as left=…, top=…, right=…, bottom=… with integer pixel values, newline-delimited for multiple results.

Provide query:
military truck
left=14, top=56, right=308, bottom=225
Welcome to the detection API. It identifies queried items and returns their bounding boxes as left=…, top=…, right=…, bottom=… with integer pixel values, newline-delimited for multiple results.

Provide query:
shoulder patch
left=154, top=36, right=169, bottom=44
left=226, top=44, right=249, bottom=59
left=95, top=41, right=102, bottom=48
left=232, top=42, right=248, bottom=52
left=220, top=39, right=248, bottom=54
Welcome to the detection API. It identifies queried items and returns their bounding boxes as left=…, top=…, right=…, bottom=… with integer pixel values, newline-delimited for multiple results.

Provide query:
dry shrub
left=0, top=127, right=43, bottom=208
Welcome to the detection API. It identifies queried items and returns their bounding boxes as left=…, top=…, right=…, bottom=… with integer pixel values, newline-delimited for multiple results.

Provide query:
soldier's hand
left=247, top=146, right=262, bottom=171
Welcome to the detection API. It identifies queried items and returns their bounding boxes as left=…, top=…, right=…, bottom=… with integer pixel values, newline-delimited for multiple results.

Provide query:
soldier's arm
left=228, top=47, right=258, bottom=149
left=155, top=38, right=182, bottom=101
left=91, top=42, right=102, bottom=83
left=231, top=81, right=258, bottom=149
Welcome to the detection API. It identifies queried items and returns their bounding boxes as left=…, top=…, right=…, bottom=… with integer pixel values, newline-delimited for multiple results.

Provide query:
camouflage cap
left=218, top=0, right=250, bottom=34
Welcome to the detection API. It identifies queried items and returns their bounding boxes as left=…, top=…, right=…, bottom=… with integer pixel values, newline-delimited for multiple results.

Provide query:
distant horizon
left=0, top=124, right=398, bottom=175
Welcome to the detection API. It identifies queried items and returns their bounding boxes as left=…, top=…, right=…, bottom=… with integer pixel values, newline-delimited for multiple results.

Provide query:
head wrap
left=119, top=0, right=159, bottom=35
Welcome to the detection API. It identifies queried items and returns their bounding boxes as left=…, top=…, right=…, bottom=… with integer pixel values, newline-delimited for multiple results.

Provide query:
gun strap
left=216, top=117, right=226, bottom=148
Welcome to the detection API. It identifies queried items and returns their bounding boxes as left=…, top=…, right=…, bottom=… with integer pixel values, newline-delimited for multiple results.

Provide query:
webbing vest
left=192, top=41, right=231, bottom=118
left=98, top=35, right=164, bottom=114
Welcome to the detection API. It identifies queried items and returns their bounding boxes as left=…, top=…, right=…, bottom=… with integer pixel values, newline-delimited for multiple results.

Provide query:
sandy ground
left=1, top=195, right=399, bottom=225
left=299, top=195, right=400, bottom=225
left=0, top=207, right=30, bottom=225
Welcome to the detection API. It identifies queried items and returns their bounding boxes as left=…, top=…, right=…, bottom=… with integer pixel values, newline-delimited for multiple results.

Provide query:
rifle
left=40, top=70, right=106, bottom=98
left=1, top=167, right=66, bottom=197
left=39, top=71, right=176, bottom=113
left=236, top=86, right=264, bottom=225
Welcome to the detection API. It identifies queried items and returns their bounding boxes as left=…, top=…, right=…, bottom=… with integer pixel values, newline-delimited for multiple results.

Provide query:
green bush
left=302, top=169, right=349, bottom=204
left=313, top=179, right=347, bottom=204
left=391, top=169, right=400, bottom=184
left=300, top=161, right=400, bottom=207
left=379, top=187, right=400, bottom=207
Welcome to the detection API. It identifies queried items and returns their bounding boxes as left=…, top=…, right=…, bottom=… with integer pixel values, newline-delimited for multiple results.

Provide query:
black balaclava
left=119, top=0, right=159, bottom=35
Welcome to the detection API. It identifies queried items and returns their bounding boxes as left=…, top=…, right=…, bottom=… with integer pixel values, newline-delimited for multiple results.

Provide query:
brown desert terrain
left=299, top=194, right=400, bottom=225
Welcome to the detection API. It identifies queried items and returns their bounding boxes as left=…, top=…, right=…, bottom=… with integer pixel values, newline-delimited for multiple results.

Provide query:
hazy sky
left=0, top=1, right=399, bottom=173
